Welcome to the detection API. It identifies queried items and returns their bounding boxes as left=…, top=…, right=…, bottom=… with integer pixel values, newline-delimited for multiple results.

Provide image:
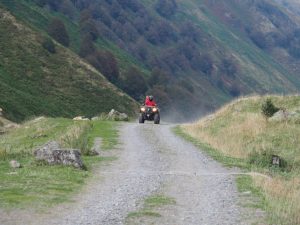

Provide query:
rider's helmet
left=149, top=95, right=154, bottom=101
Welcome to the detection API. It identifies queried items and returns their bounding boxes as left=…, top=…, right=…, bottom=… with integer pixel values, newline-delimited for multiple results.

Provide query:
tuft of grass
left=59, top=121, right=92, bottom=155
left=127, top=211, right=161, bottom=218
left=144, top=195, right=176, bottom=208
left=126, top=194, right=175, bottom=223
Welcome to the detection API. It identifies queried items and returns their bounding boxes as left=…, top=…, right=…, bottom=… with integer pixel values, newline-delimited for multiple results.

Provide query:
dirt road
left=2, top=122, right=251, bottom=225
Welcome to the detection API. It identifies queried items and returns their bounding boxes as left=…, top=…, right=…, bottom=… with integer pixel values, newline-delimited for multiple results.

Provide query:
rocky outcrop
left=107, top=109, right=129, bottom=121
left=0, top=108, right=3, bottom=117
left=34, top=141, right=85, bottom=169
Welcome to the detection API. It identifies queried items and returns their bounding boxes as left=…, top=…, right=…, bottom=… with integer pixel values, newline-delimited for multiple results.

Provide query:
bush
left=261, top=98, right=279, bottom=120
left=79, top=35, right=95, bottom=57
left=121, top=66, right=148, bottom=100
left=42, top=37, right=56, bottom=53
left=85, top=50, right=120, bottom=83
left=47, top=18, right=70, bottom=47
left=155, top=0, right=177, bottom=18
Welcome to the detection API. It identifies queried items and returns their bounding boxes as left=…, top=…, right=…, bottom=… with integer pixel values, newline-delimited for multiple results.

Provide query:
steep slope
left=1, top=0, right=300, bottom=120
left=0, top=8, right=138, bottom=122
left=203, top=0, right=300, bottom=75
left=274, top=0, right=300, bottom=16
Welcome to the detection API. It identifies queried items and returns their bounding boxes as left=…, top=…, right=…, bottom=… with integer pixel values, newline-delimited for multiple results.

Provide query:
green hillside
left=1, top=0, right=300, bottom=120
left=0, top=8, right=138, bottom=122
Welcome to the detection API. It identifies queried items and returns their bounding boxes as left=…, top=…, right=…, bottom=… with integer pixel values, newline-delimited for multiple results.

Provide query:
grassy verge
left=0, top=117, right=119, bottom=209
left=176, top=95, right=300, bottom=225
left=87, top=120, right=120, bottom=150
left=173, top=126, right=248, bottom=169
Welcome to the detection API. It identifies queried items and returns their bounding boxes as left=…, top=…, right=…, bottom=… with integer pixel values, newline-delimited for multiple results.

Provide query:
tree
left=80, top=19, right=99, bottom=41
left=247, top=29, right=269, bottom=49
left=79, top=34, right=95, bottom=57
left=221, top=58, right=238, bottom=77
left=148, top=68, right=170, bottom=87
left=155, top=0, right=177, bottom=18
left=85, top=50, right=119, bottom=83
left=261, top=98, right=279, bottom=121
left=121, top=67, right=148, bottom=100
left=198, top=54, right=214, bottom=75
left=60, top=0, right=76, bottom=19
left=179, top=22, right=203, bottom=44
left=147, top=85, right=171, bottom=109
left=47, top=18, right=70, bottom=47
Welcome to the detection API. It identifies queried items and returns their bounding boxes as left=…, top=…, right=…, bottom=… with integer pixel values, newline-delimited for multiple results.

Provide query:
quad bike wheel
left=154, top=114, right=160, bottom=124
left=139, top=115, right=145, bottom=123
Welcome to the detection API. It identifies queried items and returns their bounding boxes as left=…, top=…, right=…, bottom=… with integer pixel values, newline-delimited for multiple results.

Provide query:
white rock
left=9, top=160, right=21, bottom=169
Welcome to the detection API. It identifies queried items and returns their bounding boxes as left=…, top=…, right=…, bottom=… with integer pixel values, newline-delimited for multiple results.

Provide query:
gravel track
left=1, top=122, right=249, bottom=225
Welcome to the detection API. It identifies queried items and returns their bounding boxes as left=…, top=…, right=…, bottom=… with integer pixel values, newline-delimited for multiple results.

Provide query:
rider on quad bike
left=145, top=95, right=157, bottom=107
left=139, top=95, right=160, bottom=124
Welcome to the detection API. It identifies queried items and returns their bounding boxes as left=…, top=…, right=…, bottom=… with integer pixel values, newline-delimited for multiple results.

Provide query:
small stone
left=9, top=160, right=21, bottom=169
left=272, top=155, right=281, bottom=166
left=89, top=148, right=100, bottom=156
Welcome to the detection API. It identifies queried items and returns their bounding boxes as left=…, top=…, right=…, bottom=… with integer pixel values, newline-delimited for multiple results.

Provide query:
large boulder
left=0, top=108, right=3, bottom=117
left=107, top=109, right=129, bottom=121
left=34, top=141, right=84, bottom=169
left=270, top=109, right=300, bottom=123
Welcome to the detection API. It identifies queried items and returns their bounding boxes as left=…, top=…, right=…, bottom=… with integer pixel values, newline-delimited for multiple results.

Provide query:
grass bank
left=177, top=95, right=300, bottom=225
left=0, top=117, right=119, bottom=209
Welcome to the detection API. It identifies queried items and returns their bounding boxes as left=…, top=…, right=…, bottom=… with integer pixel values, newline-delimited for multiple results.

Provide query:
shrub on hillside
left=42, top=37, right=56, bottom=53
left=80, top=19, right=99, bottom=41
left=47, top=18, right=70, bottom=47
left=121, top=66, right=148, bottom=100
left=155, top=0, right=177, bottom=18
left=261, top=98, right=279, bottom=120
left=85, top=50, right=120, bottom=83
left=148, top=68, right=170, bottom=87
left=198, top=54, right=214, bottom=75
left=147, top=85, right=171, bottom=107
left=79, top=34, right=95, bottom=58
left=60, top=0, right=76, bottom=19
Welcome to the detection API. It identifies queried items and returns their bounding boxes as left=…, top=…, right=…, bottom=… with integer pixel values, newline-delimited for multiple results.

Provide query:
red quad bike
left=139, top=106, right=160, bottom=124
